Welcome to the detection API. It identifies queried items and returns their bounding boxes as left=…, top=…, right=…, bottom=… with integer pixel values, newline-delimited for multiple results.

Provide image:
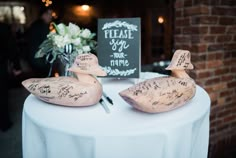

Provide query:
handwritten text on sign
left=98, top=18, right=141, bottom=78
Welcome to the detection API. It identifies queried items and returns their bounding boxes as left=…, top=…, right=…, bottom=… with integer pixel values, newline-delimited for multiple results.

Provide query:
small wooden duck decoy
left=119, top=50, right=196, bottom=113
left=22, top=53, right=107, bottom=106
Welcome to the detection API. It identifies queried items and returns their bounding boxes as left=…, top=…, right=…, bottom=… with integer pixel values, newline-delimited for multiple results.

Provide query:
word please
left=104, top=29, right=134, bottom=39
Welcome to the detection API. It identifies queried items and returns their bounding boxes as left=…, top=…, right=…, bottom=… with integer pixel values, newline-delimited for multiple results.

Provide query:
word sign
left=97, top=18, right=141, bottom=78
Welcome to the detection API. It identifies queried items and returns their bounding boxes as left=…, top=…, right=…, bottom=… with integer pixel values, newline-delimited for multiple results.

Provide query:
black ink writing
left=184, top=62, right=189, bottom=68
left=152, top=101, right=159, bottom=106
left=69, top=91, right=88, bottom=101
left=58, top=85, right=73, bottom=98
left=38, top=85, right=51, bottom=95
left=178, top=81, right=187, bottom=86
left=176, top=53, right=186, bottom=67
left=28, top=84, right=38, bottom=91
left=133, top=89, right=142, bottom=96
left=152, top=81, right=160, bottom=90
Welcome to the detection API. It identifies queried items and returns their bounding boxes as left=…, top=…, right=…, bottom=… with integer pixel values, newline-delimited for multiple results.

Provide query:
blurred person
left=26, top=6, right=53, bottom=77
left=0, top=22, right=22, bottom=131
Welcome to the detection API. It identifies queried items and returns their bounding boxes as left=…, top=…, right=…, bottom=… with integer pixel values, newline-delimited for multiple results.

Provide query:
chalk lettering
left=104, top=29, right=134, bottom=39
left=109, top=39, right=129, bottom=52
left=110, top=59, right=129, bottom=67
left=113, top=52, right=127, bottom=59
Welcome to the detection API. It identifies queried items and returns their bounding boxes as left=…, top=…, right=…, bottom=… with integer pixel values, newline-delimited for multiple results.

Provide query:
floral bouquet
left=35, top=22, right=96, bottom=76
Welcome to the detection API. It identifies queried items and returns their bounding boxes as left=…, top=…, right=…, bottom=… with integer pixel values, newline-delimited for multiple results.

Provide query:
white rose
left=53, top=35, right=64, bottom=48
left=77, top=49, right=83, bottom=54
left=72, top=38, right=81, bottom=46
left=57, top=23, right=67, bottom=35
left=81, top=29, right=91, bottom=38
left=68, top=23, right=80, bottom=37
left=47, top=32, right=55, bottom=38
left=82, top=45, right=91, bottom=52
left=62, top=35, right=71, bottom=45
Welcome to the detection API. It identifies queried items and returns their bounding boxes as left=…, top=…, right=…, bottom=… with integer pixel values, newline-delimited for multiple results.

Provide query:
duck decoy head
left=165, top=50, right=194, bottom=70
left=67, top=53, right=107, bottom=77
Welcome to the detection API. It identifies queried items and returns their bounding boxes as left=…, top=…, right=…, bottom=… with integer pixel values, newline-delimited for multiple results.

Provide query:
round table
left=22, top=72, right=210, bottom=158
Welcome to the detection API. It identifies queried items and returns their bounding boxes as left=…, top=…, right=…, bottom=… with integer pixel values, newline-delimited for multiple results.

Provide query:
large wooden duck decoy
left=119, top=50, right=196, bottom=113
left=22, top=53, right=107, bottom=106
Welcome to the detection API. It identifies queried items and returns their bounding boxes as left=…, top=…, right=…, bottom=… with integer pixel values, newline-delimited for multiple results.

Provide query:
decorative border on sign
left=102, top=20, right=138, bottom=31
left=103, top=66, right=137, bottom=76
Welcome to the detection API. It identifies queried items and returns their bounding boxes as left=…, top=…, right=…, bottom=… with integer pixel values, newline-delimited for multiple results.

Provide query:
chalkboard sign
left=97, top=18, right=141, bottom=78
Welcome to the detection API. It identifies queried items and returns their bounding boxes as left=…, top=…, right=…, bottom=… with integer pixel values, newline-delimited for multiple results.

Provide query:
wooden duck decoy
left=119, top=50, right=196, bottom=113
left=22, top=53, right=107, bottom=106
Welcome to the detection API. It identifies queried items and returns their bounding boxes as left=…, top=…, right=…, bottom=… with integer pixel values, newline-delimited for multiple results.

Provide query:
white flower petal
left=72, top=38, right=81, bottom=45
left=57, top=23, right=67, bottom=35
left=68, top=23, right=80, bottom=37
left=81, top=29, right=91, bottom=38
left=82, top=45, right=91, bottom=52
left=53, top=35, right=65, bottom=48
left=77, top=49, right=83, bottom=54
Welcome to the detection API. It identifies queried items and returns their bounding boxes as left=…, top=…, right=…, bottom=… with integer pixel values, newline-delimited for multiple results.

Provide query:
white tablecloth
left=22, top=72, right=210, bottom=158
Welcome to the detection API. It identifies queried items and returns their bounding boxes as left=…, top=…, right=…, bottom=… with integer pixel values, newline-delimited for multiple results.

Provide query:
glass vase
left=64, top=63, right=73, bottom=77
left=61, top=44, right=74, bottom=77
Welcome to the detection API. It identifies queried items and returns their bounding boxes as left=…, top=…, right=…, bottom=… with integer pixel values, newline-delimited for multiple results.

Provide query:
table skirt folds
left=22, top=109, right=209, bottom=158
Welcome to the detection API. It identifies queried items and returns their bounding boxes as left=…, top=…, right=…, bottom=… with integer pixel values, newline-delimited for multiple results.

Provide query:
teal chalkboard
left=97, top=18, right=141, bottom=78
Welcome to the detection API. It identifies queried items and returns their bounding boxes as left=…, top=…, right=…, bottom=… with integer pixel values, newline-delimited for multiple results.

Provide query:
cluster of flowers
left=35, top=22, right=96, bottom=66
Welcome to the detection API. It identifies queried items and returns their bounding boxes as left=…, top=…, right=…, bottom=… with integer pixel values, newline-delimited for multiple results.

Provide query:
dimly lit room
left=0, top=0, right=236, bottom=158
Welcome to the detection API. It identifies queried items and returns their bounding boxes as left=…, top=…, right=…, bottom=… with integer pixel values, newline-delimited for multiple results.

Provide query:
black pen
left=99, top=98, right=110, bottom=113
left=103, top=92, right=113, bottom=105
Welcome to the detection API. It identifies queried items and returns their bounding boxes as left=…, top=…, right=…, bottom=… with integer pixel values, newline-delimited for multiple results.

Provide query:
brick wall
left=174, top=0, right=236, bottom=157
